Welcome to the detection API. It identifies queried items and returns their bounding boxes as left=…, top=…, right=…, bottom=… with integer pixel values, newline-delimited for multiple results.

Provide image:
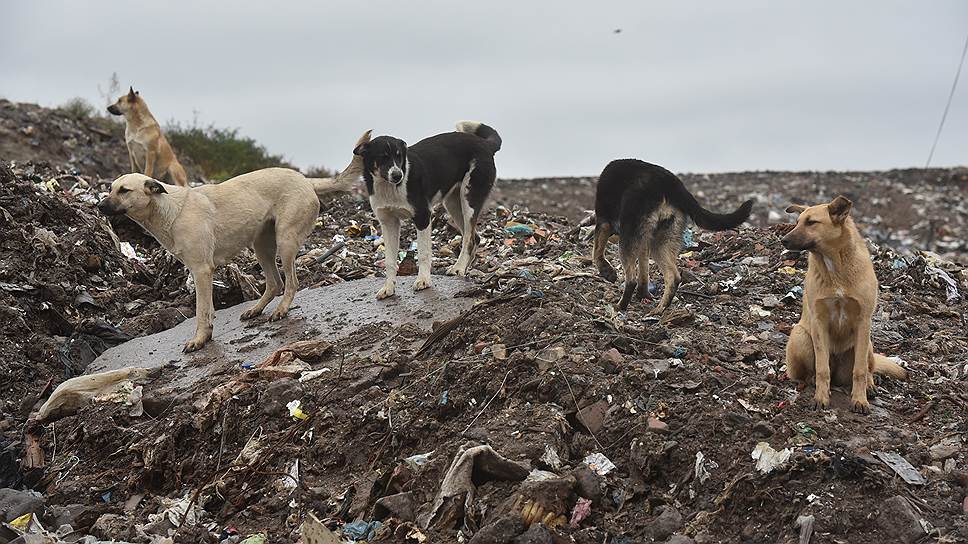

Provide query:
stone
left=576, top=400, right=609, bottom=435
left=647, top=417, right=669, bottom=433
left=929, top=437, right=961, bottom=461
left=513, top=523, right=553, bottom=544
left=752, top=420, right=775, bottom=438
left=651, top=505, right=683, bottom=541
left=468, top=516, right=526, bottom=544
left=0, top=487, right=45, bottom=522
left=876, top=496, right=924, bottom=544
left=571, top=467, right=603, bottom=502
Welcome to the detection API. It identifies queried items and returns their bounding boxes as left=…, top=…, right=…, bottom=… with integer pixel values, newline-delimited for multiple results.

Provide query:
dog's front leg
left=126, top=143, right=137, bottom=173
left=811, top=331, right=832, bottom=409
left=850, top=321, right=873, bottom=414
left=144, top=148, right=156, bottom=178
left=413, top=210, right=433, bottom=292
left=376, top=210, right=400, bottom=299
left=184, top=264, right=215, bottom=352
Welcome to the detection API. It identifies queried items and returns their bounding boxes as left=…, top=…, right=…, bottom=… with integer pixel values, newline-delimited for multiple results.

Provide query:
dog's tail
left=669, top=179, right=753, bottom=231
left=310, top=129, right=372, bottom=197
left=456, top=120, right=502, bottom=153
left=873, top=354, right=909, bottom=380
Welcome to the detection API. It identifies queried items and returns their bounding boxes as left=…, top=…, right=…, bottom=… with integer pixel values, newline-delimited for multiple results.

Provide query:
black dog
left=592, top=159, right=753, bottom=312
left=353, top=121, right=501, bottom=299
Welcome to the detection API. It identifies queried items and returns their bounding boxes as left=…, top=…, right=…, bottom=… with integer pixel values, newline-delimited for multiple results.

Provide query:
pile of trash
left=1, top=100, right=967, bottom=543
left=498, top=167, right=968, bottom=259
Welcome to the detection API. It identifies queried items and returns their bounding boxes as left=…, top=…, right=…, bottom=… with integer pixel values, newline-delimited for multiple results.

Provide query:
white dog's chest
left=370, top=180, right=414, bottom=219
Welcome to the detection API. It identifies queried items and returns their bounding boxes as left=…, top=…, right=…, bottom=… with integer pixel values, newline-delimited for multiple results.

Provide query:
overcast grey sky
left=2, top=1, right=966, bottom=178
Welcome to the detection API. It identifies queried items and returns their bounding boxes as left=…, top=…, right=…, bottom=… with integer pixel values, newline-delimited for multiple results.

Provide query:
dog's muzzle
left=781, top=235, right=813, bottom=251
left=106, top=105, right=121, bottom=116
left=97, top=199, right=125, bottom=216
left=389, top=167, right=404, bottom=184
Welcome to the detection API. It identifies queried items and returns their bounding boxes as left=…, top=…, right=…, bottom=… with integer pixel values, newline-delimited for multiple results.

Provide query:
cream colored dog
left=98, top=131, right=371, bottom=352
left=107, top=87, right=189, bottom=186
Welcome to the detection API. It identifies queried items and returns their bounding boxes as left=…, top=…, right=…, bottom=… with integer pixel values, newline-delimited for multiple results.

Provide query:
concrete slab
left=88, top=276, right=474, bottom=385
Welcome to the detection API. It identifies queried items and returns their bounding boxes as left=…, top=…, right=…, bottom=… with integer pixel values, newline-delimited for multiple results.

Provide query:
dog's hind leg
left=786, top=324, right=815, bottom=384
left=592, top=222, right=618, bottom=282
left=648, top=236, right=682, bottom=316
left=442, top=188, right=465, bottom=234
left=184, top=263, right=215, bottom=353
left=447, top=160, right=492, bottom=276
left=617, top=235, right=642, bottom=311
left=241, top=226, right=283, bottom=320
left=635, top=246, right=652, bottom=300
left=269, top=236, right=300, bottom=321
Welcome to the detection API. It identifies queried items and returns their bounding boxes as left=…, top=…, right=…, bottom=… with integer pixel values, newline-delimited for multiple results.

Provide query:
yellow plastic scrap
left=778, top=266, right=799, bottom=275
left=10, top=512, right=32, bottom=530
left=286, top=400, right=309, bottom=421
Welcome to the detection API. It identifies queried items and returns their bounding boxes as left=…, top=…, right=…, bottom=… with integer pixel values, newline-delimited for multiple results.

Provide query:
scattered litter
left=874, top=451, right=927, bottom=485
left=569, top=497, right=593, bottom=528
left=751, top=442, right=792, bottom=474
left=286, top=400, right=309, bottom=421
left=540, top=444, right=562, bottom=470
left=298, top=368, right=332, bottom=382
left=583, top=452, right=616, bottom=476
left=925, top=265, right=961, bottom=302
left=302, top=513, right=341, bottom=544
left=342, top=520, right=382, bottom=540
left=694, top=450, right=717, bottom=484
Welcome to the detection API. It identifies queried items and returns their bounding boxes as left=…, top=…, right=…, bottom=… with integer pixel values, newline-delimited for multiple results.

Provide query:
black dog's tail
left=670, top=180, right=753, bottom=231
left=456, top=121, right=502, bottom=153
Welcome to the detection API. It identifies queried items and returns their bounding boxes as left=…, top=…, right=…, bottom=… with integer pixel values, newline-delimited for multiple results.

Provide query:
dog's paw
left=240, top=306, right=263, bottom=320
left=636, top=287, right=653, bottom=301
left=268, top=308, right=289, bottom=322
left=445, top=264, right=467, bottom=277
left=850, top=398, right=870, bottom=414
left=376, top=281, right=396, bottom=299
left=183, top=337, right=208, bottom=353
left=413, top=276, right=432, bottom=291
left=597, top=265, right=618, bottom=283
left=811, top=394, right=830, bottom=411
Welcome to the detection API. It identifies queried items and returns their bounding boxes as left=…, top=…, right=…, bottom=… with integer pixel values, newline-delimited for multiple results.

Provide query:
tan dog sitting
left=782, top=196, right=907, bottom=413
left=97, top=131, right=371, bottom=352
left=108, top=87, right=189, bottom=186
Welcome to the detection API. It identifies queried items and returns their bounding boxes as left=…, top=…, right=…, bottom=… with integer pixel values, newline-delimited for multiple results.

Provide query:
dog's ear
left=353, top=141, right=369, bottom=157
left=128, top=86, right=136, bottom=99
left=828, top=195, right=852, bottom=223
left=144, top=180, right=167, bottom=195
left=785, top=204, right=807, bottom=214
left=355, top=129, right=373, bottom=147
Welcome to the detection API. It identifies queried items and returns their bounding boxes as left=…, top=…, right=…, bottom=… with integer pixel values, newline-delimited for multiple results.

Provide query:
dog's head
left=353, top=135, right=408, bottom=185
left=98, top=174, right=167, bottom=217
left=781, top=195, right=853, bottom=252
left=107, top=87, right=141, bottom=116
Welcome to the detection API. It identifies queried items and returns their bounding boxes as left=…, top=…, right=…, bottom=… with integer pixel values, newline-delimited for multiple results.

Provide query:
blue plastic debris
left=672, top=346, right=687, bottom=358
left=439, top=390, right=449, bottom=406
left=505, top=224, right=535, bottom=237
left=364, top=235, right=381, bottom=241
left=518, top=269, right=535, bottom=280
left=342, top=520, right=382, bottom=540
left=891, top=258, right=908, bottom=270
left=682, top=228, right=695, bottom=248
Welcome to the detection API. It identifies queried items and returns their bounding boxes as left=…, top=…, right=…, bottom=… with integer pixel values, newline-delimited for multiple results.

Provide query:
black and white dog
left=353, top=121, right=502, bottom=299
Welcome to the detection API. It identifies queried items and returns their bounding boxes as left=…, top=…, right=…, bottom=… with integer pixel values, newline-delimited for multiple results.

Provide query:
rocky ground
left=1, top=100, right=967, bottom=544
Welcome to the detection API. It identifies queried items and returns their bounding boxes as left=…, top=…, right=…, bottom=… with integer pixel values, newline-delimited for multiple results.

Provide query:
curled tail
left=672, top=182, right=753, bottom=231
left=456, top=120, right=502, bottom=153
left=873, top=354, right=908, bottom=380
left=311, top=129, right=372, bottom=197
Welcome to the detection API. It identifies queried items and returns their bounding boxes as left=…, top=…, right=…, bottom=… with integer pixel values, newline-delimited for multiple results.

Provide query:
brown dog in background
left=108, top=87, right=189, bottom=186
left=782, top=196, right=907, bottom=413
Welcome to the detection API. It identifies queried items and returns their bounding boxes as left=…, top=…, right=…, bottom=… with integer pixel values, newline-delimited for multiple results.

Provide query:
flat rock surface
left=88, top=276, right=473, bottom=384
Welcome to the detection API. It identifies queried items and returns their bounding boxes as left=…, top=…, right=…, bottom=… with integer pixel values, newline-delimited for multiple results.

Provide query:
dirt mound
left=1, top=160, right=966, bottom=542
left=0, top=99, right=130, bottom=179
